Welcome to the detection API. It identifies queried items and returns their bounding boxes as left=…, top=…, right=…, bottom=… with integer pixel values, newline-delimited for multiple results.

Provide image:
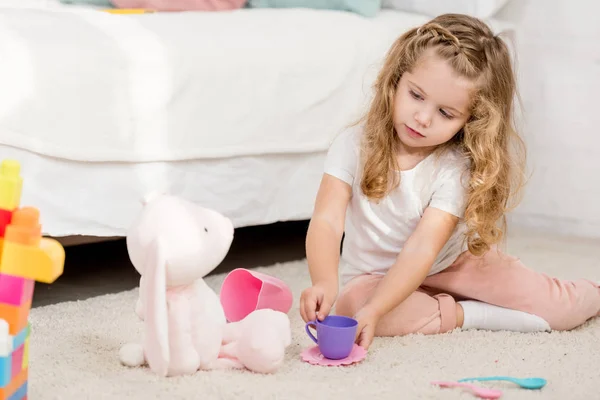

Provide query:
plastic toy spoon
left=458, top=376, right=547, bottom=390
left=431, top=381, right=503, bottom=399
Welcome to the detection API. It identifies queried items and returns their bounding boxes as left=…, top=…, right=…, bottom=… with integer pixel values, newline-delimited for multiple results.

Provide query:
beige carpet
left=29, top=229, right=599, bottom=400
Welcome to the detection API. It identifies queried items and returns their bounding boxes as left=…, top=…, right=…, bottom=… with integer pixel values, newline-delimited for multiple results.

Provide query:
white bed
left=0, top=3, right=512, bottom=238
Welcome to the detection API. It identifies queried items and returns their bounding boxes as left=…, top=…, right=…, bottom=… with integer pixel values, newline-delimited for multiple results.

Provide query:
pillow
left=111, top=0, right=246, bottom=11
left=59, top=0, right=113, bottom=6
left=381, top=0, right=511, bottom=19
left=0, top=0, right=64, bottom=7
left=248, top=0, right=382, bottom=18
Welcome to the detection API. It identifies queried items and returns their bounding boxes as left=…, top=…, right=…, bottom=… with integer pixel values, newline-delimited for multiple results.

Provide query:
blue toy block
left=0, top=355, right=9, bottom=389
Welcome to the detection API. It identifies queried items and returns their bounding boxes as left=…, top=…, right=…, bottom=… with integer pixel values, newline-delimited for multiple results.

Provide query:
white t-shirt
left=324, top=126, right=471, bottom=285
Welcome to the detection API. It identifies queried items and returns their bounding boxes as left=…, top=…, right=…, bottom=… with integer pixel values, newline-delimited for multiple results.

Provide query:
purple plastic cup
left=305, top=315, right=358, bottom=360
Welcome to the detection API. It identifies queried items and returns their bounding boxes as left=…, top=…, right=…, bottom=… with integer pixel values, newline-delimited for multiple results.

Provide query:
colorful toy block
left=0, top=276, right=33, bottom=307
left=0, top=207, right=64, bottom=284
left=0, top=160, right=22, bottom=211
left=0, top=322, right=28, bottom=389
left=0, top=368, right=26, bottom=400
left=0, top=240, right=64, bottom=285
left=0, top=159, right=65, bottom=400
left=0, top=210, right=11, bottom=238
left=21, top=338, right=27, bottom=372
left=0, top=304, right=29, bottom=338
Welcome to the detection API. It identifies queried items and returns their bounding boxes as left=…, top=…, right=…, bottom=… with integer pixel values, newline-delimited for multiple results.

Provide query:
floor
left=29, top=222, right=600, bottom=399
left=31, top=220, right=310, bottom=307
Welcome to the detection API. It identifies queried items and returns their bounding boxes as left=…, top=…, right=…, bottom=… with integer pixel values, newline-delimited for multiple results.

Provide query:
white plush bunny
left=119, top=192, right=234, bottom=377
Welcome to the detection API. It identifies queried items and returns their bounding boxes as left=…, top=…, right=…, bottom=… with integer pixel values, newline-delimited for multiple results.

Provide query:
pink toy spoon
left=431, top=381, right=503, bottom=399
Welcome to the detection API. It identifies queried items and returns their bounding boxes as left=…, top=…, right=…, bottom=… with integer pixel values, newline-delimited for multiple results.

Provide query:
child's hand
left=354, top=306, right=381, bottom=350
left=300, top=282, right=338, bottom=323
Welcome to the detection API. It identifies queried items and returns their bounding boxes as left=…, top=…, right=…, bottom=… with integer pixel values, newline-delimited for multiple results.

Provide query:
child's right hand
left=300, top=282, right=338, bottom=323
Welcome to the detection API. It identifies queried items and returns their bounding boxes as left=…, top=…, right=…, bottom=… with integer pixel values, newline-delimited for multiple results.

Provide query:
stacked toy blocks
left=0, top=159, right=65, bottom=400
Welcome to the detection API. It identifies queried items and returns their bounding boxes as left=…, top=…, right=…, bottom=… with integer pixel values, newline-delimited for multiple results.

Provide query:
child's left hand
left=353, top=306, right=381, bottom=350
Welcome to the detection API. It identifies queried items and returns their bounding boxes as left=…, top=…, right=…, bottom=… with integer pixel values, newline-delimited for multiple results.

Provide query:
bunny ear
left=143, top=237, right=170, bottom=377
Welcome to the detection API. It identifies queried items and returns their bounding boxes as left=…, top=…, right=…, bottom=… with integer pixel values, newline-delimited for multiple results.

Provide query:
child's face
left=393, top=50, right=474, bottom=152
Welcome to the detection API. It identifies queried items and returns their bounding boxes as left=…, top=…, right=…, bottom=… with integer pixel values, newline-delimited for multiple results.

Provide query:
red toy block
left=0, top=303, right=30, bottom=336
left=0, top=209, right=11, bottom=238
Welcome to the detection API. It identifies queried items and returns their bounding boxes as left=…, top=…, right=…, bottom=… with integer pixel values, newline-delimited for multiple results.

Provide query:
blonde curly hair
left=358, top=14, right=526, bottom=256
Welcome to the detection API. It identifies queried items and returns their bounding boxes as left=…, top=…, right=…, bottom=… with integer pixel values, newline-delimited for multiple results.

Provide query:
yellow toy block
left=0, top=160, right=22, bottom=211
left=0, top=239, right=64, bottom=284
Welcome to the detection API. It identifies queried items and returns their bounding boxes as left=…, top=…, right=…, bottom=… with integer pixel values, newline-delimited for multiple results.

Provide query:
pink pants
left=336, top=248, right=600, bottom=335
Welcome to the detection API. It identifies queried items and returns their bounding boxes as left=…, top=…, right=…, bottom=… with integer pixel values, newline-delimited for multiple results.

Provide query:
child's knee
left=335, top=287, right=363, bottom=317
left=335, top=275, right=379, bottom=317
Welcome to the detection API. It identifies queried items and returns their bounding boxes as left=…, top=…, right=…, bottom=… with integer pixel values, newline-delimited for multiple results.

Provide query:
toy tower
left=0, top=159, right=65, bottom=400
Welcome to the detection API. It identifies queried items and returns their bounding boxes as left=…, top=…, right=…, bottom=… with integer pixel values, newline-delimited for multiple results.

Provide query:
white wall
left=496, top=1, right=600, bottom=238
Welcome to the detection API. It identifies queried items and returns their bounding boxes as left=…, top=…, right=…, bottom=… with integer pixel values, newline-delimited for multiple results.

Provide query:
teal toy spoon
left=458, top=376, right=547, bottom=390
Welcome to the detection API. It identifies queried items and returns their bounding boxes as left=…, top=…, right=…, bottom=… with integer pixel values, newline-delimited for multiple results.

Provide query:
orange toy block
left=0, top=302, right=30, bottom=336
left=3, top=209, right=41, bottom=247
left=0, top=160, right=22, bottom=211
left=0, top=368, right=27, bottom=400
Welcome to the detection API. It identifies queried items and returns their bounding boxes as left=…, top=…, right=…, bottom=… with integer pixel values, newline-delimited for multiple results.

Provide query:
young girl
left=299, top=13, right=600, bottom=350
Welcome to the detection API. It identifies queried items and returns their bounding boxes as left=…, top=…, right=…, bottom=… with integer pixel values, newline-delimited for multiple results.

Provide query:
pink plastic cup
left=220, top=268, right=293, bottom=322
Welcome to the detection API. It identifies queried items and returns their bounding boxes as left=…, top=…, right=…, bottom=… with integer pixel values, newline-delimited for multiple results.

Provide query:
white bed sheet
left=0, top=7, right=434, bottom=162
left=2, top=145, right=326, bottom=237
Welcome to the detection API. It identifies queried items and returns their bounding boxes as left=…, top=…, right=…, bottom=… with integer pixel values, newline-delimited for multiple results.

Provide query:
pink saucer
left=300, top=344, right=367, bottom=366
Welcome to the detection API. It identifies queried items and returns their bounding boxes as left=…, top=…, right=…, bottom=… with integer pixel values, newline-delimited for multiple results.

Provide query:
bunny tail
left=119, top=343, right=146, bottom=367
left=143, top=237, right=170, bottom=377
